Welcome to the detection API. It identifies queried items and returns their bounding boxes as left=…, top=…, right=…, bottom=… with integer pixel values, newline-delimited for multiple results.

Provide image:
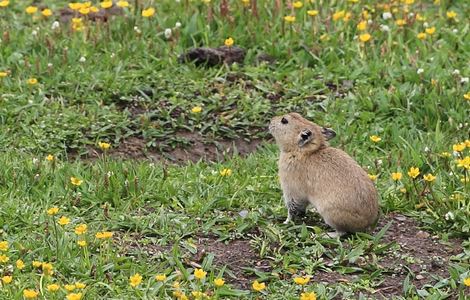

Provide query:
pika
left=269, top=113, right=379, bottom=236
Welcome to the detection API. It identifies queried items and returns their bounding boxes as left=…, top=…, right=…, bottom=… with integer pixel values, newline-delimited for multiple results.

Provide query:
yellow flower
left=293, top=276, right=310, bottom=285
left=307, top=10, right=318, bottom=17
left=343, top=12, right=352, bottom=22
left=417, top=32, right=427, bottom=40
left=64, top=284, right=76, bottom=292
left=407, top=167, right=420, bottom=179
left=400, top=188, right=407, bottom=193
left=27, top=78, right=38, bottom=85
left=252, top=280, right=266, bottom=292
left=464, top=277, right=470, bottom=287
left=440, top=152, right=451, bottom=158
left=359, top=33, right=371, bottom=42
left=77, top=240, right=87, bottom=247
left=155, top=274, right=166, bottom=281
left=130, top=273, right=143, bottom=287
left=42, top=262, right=54, bottom=275
left=220, top=168, right=232, bottom=176
left=75, top=282, right=86, bottom=289
left=362, top=10, right=369, bottom=19
left=368, top=174, right=378, bottom=181
left=47, top=207, right=59, bottom=215
left=25, top=6, right=38, bottom=14
left=46, top=154, right=55, bottom=161
left=456, top=157, right=470, bottom=169
left=332, top=10, right=345, bottom=21
left=117, top=1, right=130, bottom=8
left=0, top=1, right=10, bottom=8
left=72, top=18, right=84, bottom=31
left=284, top=15, right=296, bottom=23
left=369, top=135, right=381, bottom=142
left=446, top=11, right=457, bottom=19
left=191, top=106, right=202, bottom=113
left=90, top=6, right=99, bottom=13
left=357, top=20, right=367, bottom=31
left=293, top=1, right=303, bottom=8
left=464, top=93, right=470, bottom=100
left=1, top=276, right=12, bottom=284
left=191, top=291, right=207, bottom=299
left=95, top=231, right=113, bottom=239
left=416, top=13, right=426, bottom=21
left=0, top=71, right=7, bottom=77
left=23, top=289, right=39, bottom=299
left=100, top=1, right=113, bottom=9
left=58, top=216, right=70, bottom=226
left=453, top=142, right=466, bottom=152
left=423, top=174, right=436, bottom=182
left=224, top=37, right=234, bottom=47
left=47, top=284, right=60, bottom=292
left=69, top=3, right=83, bottom=10
left=300, top=292, right=317, bottom=300
left=67, top=293, right=82, bottom=300
left=42, top=8, right=52, bottom=17
left=194, top=268, right=207, bottom=280
left=70, top=176, right=83, bottom=186
left=0, top=254, right=9, bottom=263
left=173, top=281, right=180, bottom=289
left=99, top=142, right=111, bottom=150
left=214, top=278, right=225, bottom=287
left=16, top=259, right=25, bottom=270
left=75, top=224, right=88, bottom=235
left=425, top=27, right=436, bottom=35
left=405, top=0, right=415, bottom=4
left=79, top=7, right=90, bottom=15
left=391, top=172, right=402, bottom=181
left=0, top=241, right=8, bottom=251
left=395, top=19, right=406, bottom=26
left=142, top=7, right=155, bottom=17
left=32, top=261, right=42, bottom=268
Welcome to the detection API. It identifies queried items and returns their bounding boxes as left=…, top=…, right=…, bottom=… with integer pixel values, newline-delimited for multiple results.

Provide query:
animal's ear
left=298, top=129, right=313, bottom=147
left=321, top=127, right=336, bottom=141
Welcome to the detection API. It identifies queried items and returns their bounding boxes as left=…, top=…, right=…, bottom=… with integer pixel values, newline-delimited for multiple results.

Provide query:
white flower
left=110, top=53, right=115, bottom=58
left=461, top=77, right=469, bottom=83
left=424, top=146, right=430, bottom=152
left=164, top=28, right=172, bottom=39
left=380, top=24, right=390, bottom=32
left=47, top=63, right=53, bottom=67
left=377, top=159, right=383, bottom=166
left=134, top=26, right=141, bottom=34
left=51, top=21, right=60, bottom=30
left=444, top=211, right=454, bottom=221
left=175, top=22, right=182, bottom=28
left=417, top=68, right=424, bottom=74
left=408, top=12, right=414, bottom=18
left=382, top=12, right=392, bottom=20
left=423, top=22, right=429, bottom=28
left=79, top=56, right=86, bottom=63
left=452, top=29, right=458, bottom=33
left=32, top=158, right=39, bottom=164
left=367, top=19, right=373, bottom=25
left=452, top=69, right=460, bottom=75
left=32, top=30, right=38, bottom=36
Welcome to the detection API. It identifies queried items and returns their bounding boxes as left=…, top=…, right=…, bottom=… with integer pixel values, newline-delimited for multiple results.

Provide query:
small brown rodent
left=269, top=112, right=379, bottom=236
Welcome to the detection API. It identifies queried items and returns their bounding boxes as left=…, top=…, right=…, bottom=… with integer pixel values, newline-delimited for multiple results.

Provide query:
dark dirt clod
left=179, top=46, right=245, bottom=66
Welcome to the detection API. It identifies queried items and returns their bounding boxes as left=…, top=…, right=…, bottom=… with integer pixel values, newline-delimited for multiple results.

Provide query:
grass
left=0, top=0, right=469, bottom=299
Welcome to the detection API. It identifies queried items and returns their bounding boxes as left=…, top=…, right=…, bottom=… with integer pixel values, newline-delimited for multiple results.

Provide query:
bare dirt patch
left=86, top=133, right=262, bottom=164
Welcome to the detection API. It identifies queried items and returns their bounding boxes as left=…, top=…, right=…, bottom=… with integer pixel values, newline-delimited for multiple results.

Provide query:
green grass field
left=0, top=0, right=469, bottom=299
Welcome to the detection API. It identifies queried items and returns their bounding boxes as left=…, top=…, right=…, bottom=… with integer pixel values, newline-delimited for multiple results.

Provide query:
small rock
left=238, top=210, right=249, bottom=218
left=394, top=215, right=407, bottom=222
left=416, top=274, right=424, bottom=280
left=416, top=230, right=430, bottom=239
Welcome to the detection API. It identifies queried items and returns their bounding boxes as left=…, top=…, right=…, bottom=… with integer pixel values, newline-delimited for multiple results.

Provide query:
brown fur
left=269, top=113, right=379, bottom=234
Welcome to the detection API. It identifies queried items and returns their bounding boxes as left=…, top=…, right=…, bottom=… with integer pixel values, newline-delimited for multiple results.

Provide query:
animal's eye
left=300, top=130, right=312, bottom=140
left=281, top=117, right=288, bottom=124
